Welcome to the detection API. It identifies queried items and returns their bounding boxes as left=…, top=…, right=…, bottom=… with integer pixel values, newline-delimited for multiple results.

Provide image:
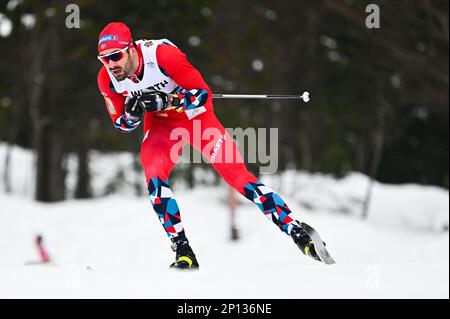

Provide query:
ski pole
left=212, top=91, right=310, bottom=102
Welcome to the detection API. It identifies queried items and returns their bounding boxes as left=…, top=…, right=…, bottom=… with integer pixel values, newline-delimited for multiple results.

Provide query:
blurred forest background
left=0, top=0, right=448, bottom=202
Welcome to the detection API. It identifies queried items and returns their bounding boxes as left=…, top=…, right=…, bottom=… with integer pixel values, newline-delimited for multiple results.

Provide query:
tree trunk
left=362, top=95, right=390, bottom=219
left=35, top=120, right=66, bottom=202
left=29, top=23, right=66, bottom=202
left=75, top=146, right=92, bottom=199
left=2, top=143, right=12, bottom=193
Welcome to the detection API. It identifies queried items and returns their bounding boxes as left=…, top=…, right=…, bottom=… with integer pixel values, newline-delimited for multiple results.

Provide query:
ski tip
left=318, top=250, right=337, bottom=265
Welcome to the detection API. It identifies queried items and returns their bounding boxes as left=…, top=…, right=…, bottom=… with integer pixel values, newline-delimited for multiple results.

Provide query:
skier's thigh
left=191, top=112, right=257, bottom=193
left=140, top=125, right=184, bottom=183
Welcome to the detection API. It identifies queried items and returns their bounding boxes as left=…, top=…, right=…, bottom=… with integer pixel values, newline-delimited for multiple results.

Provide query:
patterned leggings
left=140, top=111, right=300, bottom=241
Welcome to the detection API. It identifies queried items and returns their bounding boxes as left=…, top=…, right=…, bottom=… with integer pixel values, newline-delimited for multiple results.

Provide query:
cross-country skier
left=97, top=22, right=323, bottom=270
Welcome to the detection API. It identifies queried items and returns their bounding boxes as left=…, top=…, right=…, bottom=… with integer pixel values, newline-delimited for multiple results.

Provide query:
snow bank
left=0, top=143, right=448, bottom=233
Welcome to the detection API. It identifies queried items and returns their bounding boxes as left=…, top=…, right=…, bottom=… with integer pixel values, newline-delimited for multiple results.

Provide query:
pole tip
left=301, top=91, right=310, bottom=102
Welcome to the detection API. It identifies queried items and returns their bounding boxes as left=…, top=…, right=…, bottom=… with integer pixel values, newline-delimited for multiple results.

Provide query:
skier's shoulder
left=136, top=38, right=178, bottom=50
left=151, top=42, right=186, bottom=71
left=97, top=66, right=109, bottom=88
left=137, top=38, right=182, bottom=59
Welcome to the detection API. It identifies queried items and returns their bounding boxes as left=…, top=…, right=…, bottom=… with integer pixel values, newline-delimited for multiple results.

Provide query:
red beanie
left=98, top=22, right=132, bottom=53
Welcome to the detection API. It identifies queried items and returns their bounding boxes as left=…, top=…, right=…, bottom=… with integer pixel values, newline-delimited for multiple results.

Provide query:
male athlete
left=97, top=22, right=323, bottom=270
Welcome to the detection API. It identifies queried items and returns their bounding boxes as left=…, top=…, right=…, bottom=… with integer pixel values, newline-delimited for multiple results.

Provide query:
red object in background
left=35, top=235, right=50, bottom=263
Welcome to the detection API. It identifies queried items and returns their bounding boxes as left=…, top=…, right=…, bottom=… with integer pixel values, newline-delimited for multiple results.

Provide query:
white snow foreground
left=0, top=185, right=448, bottom=299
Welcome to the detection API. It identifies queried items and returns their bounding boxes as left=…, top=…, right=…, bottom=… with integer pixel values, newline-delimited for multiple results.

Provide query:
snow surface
left=0, top=144, right=448, bottom=298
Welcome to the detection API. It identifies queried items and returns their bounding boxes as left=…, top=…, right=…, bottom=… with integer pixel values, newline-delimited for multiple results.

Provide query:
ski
left=300, top=222, right=336, bottom=265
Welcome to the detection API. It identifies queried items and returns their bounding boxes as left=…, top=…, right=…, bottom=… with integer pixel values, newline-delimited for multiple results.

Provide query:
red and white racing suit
left=98, top=39, right=300, bottom=241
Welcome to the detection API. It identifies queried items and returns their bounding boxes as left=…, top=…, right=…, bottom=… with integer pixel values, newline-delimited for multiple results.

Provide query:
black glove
left=138, top=91, right=170, bottom=112
left=124, top=95, right=144, bottom=121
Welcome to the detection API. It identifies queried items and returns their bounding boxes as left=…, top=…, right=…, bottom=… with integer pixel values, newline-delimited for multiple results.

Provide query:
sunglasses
left=97, top=46, right=129, bottom=64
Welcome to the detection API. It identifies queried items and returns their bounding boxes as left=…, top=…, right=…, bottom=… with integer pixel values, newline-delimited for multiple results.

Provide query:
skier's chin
left=115, top=75, right=127, bottom=81
left=111, top=68, right=127, bottom=81
left=113, top=73, right=128, bottom=81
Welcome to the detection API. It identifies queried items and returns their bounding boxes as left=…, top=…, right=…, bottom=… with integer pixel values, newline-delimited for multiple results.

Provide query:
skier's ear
left=128, top=46, right=138, bottom=60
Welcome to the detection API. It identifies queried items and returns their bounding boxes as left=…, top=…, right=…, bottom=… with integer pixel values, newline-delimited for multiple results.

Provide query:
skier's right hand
left=138, top=91, right=170, bottom=112
left=124, top=95, right=144, bottom=121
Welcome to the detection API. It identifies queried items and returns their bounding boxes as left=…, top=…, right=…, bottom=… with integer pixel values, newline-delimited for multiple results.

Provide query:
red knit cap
left=98, top=22, right=133, bottom=53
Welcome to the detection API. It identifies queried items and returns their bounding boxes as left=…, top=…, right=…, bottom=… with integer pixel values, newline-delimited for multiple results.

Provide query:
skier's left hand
left=124, top=95, right=144, bottom=121
left=138, top=91, right=170, bottom=112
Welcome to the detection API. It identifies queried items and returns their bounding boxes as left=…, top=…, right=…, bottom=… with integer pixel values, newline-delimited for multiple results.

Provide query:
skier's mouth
left=111, top=67, right=123, bottom=75
left=110, top=67, right=127, bottom=80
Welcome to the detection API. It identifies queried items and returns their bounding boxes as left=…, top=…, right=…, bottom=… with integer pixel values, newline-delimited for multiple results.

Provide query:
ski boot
left=291, top=225, right=322, bottom=262
left=169, top=237, right=200, bottom=271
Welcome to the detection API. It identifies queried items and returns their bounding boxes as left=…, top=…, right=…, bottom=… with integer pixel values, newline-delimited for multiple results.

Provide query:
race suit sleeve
left=97, top=67, right=141, bottom=133
left=156, top=44, right=212, bottom=119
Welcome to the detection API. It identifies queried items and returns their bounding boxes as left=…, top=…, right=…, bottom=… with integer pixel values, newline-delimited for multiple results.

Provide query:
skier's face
left=99, top=47, right=136, bottom=81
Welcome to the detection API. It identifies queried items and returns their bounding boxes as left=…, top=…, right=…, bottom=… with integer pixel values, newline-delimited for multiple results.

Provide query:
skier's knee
left=146, top=175, right=171, bottom=195
left=226, top=173, right=258, bottom=195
